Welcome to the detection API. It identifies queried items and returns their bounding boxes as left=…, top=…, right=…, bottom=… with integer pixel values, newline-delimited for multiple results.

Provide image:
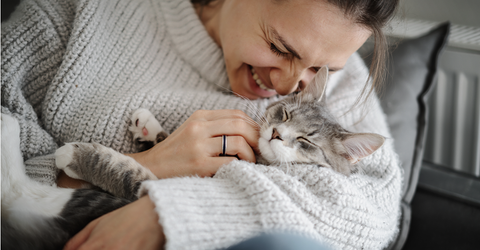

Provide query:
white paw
left=55, top=143, right=82, bottom=180
left=129, top=108, right=163, bottom=142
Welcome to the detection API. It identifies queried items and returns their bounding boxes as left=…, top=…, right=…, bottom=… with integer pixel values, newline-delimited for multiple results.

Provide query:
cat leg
left=129, top=108, right=169, bottom=144
left=55, top=144, right=84, bottom=180
left=55, top=142, right=157, bottom=200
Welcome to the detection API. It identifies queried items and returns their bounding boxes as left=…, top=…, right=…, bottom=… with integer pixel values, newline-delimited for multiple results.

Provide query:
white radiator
left=387, top=18, right=480, bottom=177
left=424, top=50, right=480, bottom=177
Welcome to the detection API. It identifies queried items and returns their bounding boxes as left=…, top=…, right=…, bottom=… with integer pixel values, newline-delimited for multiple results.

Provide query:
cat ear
left=341, top=133, right=385, bottom=164
left=300, top=66, right=329, bottom=102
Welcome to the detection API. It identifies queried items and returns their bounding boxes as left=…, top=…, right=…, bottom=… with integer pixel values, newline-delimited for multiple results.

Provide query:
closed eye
left=297, top=137, right=310, bottom=143
left=310, top=67, right=321, bottom=73
left=270, top=43, right=292, bottom=60
left=282, top=107, right=289, bottom=122
left=297, top=137, right=319, bottom=147
left=307, top=130, right=320, bottom=137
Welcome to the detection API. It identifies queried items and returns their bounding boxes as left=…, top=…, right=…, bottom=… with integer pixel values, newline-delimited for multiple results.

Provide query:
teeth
left=251, top=68, right=275, bottom=91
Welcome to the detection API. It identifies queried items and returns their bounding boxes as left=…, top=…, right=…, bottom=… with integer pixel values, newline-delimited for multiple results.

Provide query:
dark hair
left=326, top=0, right=399, bottom=103
left=192, top=0, right=399, bottom=100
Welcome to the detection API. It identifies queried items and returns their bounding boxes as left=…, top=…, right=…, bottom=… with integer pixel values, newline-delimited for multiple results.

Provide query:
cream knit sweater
left=1, top=0, right=402, bottom=249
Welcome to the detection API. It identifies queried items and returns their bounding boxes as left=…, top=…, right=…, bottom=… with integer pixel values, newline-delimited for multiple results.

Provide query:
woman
left=1, top=0, right=401, bottom=249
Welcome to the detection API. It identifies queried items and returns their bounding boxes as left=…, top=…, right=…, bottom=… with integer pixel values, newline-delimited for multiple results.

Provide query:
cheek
left=296, top=147, right=322, bottom=163
left=224, top=44, right=276, bottom=72
left=222, top=40, right=274, bottom=89
left=245, top=46, right=277, bottom=67
left=222, top=24, right=279, bottom=68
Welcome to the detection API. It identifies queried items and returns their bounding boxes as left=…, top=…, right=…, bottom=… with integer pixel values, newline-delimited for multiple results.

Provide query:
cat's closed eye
left=307, top=130, right=319, bottom=137
left=297, top=137, right=314, bottom=150
left=297, top=136, right=314, bottom=145
left=282, top=107, right=290, bottom=122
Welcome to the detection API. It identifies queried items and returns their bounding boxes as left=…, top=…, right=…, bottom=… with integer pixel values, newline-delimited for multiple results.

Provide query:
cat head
left=258, top=66, right=385, bottom=175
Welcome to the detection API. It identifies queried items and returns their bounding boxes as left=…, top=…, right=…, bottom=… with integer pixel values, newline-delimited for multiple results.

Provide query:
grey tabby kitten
left=256, top=66, right=385, bottom=175
left=1, top=67, right=383, bottom=249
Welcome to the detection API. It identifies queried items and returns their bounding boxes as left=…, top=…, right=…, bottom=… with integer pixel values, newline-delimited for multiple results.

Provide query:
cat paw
left=129, top=108, right=164, bottom=142
left=55, top=143, right=83, bottom=180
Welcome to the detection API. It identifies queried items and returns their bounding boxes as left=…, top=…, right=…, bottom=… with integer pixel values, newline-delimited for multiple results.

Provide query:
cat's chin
left=258, top=137, right=297, bottom=164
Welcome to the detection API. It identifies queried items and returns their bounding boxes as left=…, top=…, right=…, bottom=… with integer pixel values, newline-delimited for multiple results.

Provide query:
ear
left=300, top=66, right=329, bottom=102
left=341, top=133, right=385, bottom=164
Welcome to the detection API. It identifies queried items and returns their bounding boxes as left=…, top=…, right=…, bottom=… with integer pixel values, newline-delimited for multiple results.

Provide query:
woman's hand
left=128, top=109, right=259, bottom=178
left=64, top=196, right=164, bottom=250
left=57, top=171, right=91, bottom=189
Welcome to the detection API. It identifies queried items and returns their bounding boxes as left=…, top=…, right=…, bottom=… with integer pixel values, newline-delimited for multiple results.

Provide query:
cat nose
left=271, top=128, right=282, bottom=141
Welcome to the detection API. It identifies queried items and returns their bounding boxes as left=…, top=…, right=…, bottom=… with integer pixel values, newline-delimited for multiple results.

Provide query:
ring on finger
left=220, top=135, right=227, bottom=156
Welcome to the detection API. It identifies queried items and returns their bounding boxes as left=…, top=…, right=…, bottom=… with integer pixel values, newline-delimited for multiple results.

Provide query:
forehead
left=262, top=0, right=371, bottom=68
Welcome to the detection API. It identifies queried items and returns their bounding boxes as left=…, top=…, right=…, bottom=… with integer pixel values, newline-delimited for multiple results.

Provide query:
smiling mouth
left=250, top=67, right=275, bottom=92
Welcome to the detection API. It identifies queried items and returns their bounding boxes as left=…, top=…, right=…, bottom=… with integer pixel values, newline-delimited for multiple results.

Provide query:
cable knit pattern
left=1, top=0, right=402, bottom=249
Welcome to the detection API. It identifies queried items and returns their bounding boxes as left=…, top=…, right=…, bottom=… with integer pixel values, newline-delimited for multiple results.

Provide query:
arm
left=64, top=196, right=164, bottom=250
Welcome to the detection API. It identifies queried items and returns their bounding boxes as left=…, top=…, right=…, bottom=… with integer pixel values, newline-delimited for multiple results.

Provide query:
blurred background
left=392, top=0, right=480, bottom=177
left=386, top=1, right=480, bottom=249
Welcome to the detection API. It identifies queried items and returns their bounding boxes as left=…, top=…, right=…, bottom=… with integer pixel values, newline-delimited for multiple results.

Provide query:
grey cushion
left=382, top=23, right=450, bottom=203
left=358, top=22, right=450, bottom=250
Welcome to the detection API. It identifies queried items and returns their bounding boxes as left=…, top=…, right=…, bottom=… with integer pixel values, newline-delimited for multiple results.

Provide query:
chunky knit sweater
left=1, top=0, right=402, bottom=249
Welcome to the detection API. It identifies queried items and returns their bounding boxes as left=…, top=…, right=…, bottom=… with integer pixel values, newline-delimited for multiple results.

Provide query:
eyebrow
left=269, top=26, right=343, bottom=72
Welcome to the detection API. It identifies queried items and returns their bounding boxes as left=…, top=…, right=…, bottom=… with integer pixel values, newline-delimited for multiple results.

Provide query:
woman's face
left=213, top=0, right=371, bottom=100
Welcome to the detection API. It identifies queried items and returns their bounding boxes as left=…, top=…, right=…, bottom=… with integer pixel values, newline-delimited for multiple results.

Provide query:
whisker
left=230, top=92, right=267, bottom=124
left=209, top=84, right=270, bottom=128
left=285, top=161, right=291, bottom=175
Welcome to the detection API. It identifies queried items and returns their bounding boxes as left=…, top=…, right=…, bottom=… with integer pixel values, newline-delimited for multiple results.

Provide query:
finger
left=205, top=119, right=260, bottom=150
left=209, top=136, right=256, bottom=163
left=64, top=219, right=100, bottom=250
left=193, top=110, right=257, bottom=125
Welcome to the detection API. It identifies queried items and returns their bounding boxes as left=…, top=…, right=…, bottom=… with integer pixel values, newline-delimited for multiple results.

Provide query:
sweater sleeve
left=1, top=0, right=75, bottom=185
left=140, top=53, right=403, bottom=250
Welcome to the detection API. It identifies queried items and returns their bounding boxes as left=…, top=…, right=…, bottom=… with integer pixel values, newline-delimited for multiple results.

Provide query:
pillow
left=357, top=22, right=450, bottom=250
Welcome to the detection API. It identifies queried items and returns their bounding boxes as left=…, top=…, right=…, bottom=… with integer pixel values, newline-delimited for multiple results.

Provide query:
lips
left=250, top=67, right=275, bottom=91
left=246, top=65, right=277, bottom=98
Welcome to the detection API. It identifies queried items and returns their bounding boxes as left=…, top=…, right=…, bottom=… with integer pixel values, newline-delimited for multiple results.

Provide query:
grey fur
left=56, top=142, right=157, bottom=200
left=257, top=67, right=385, bottom=175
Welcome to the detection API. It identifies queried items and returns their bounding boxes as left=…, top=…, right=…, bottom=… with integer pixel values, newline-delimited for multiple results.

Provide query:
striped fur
left=257, top=67, right=385, bottom=175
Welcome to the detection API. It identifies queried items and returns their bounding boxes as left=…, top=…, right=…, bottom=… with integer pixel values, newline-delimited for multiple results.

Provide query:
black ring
left=221, top=135, right=227, bottom=156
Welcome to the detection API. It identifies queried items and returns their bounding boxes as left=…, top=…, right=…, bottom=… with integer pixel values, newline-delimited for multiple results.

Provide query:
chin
left=258, top=138, right=297, bottom=164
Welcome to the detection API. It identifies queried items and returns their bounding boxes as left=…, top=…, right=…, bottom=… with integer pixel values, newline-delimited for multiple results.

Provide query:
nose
left=271, top=128, right=282, bottom=141
left=270, top=66, right=316, bottom=95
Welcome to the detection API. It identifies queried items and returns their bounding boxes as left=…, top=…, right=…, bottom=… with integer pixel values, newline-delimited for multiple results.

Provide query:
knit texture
left=1, top=0, right=402, bottom=249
